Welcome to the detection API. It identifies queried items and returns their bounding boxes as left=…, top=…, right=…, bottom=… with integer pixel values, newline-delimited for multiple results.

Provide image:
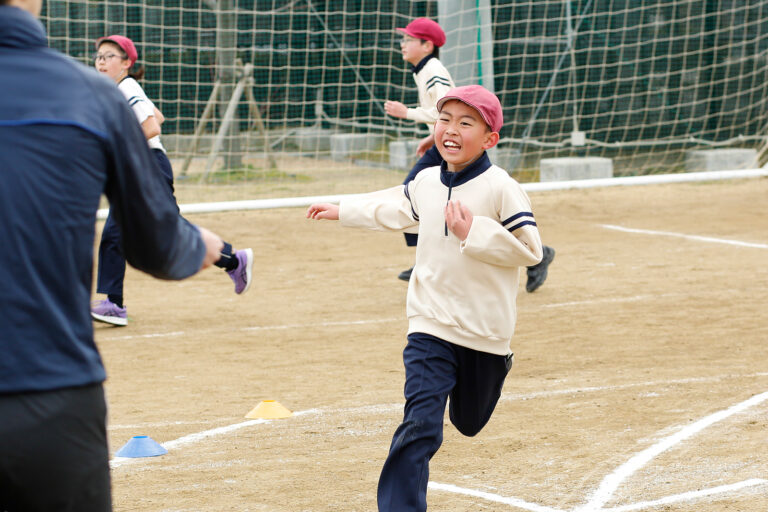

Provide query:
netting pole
left=216, top=0, right=242, bottom=170
left=200, top=63, right=253, bottom=182
left=566, top=0, right=585, bottom=147
left=179, top=80, right=222, bottom=177
left=437, top=0, right=495, bottom=90
left=244, top=76, right=277, bottom=170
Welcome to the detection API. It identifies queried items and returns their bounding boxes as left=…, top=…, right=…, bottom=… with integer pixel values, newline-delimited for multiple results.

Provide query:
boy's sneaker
left=526, top=246, right=555, bottom=293
left=91, top=299, right=128, bottom=326
left=228, top=248, right=253, bottom=294
left=398, top=267, right=413, bottom=282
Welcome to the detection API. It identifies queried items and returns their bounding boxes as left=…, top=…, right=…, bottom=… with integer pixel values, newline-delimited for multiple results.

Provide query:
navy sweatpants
left=96, top=149, right=177, bottom=298
left=377, top=332, right=513, bottom=512
left=402, top=145, right=443, bottom=247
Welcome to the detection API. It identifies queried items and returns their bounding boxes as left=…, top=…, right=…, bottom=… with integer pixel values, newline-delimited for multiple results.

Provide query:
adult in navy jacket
left=0, top=0, right=224, bottom=509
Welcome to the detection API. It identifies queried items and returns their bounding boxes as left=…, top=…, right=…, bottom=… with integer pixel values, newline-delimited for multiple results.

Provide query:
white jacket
left=340, top=153, right=542, bottom=355
left=405, top=56, right=455, bottom=132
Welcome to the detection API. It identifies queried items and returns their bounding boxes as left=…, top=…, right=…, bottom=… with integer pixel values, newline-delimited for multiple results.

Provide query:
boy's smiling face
left=434, top=99, right=499, bottom=172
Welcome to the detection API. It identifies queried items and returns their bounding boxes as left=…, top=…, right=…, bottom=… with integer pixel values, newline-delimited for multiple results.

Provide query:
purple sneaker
left=91, top=299, right=127, bottom=326
left=228, top=248, right=253, bottom=294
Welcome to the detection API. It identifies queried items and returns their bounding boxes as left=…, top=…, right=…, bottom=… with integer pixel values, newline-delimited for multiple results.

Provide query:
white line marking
left=601, top=478, right=768, bottom=512
left=601, top=224, right=768, bottom=249
left=162, top=420, right=268, bottom=451
left=576, top=391, right=768, bottom=511
left=110, top=420, right=226, bottom=430
left=100, top=318, right=400, bottom=341
left=97, top=293, right=680, bottom=342
left=427, top=482, right=564, bottom=512
left=540, top=294, right=675, bottom=309
left=108, top=372, right=768, bottom=443
left=103, top=331, right=185, bottom=341
left=110, top=411, right=315, bottom=468
left=241, top=318, right=399, bottom=332
left=109, top=385, right=768, bottom=509
left=502, top=373, right=768, bottom=403
left=429, top=478, right=768, bottom=512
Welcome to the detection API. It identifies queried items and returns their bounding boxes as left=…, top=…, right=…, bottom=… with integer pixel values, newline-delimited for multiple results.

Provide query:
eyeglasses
left=400, top=36, right=420, bottom=45
left=93, top=53, right=124, bottom=63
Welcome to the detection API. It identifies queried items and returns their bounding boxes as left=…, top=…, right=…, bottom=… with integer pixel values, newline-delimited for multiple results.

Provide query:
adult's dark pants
left=0, top=383, right=111, bottom=512
left=402, top=145, right=443, bottom=247
left=96, top=149, right=178, bottom=298
left=377, top=332, right=513, bottom=512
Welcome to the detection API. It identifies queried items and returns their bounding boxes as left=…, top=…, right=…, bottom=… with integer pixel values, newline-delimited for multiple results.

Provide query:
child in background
left=307, top=85, right=542, bottom=512
left=91, top=35, right=253, bottom=326
left=384, top=17, right=455, bottom=282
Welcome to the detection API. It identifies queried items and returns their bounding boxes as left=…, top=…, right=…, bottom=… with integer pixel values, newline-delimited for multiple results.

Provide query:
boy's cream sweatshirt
left=339, top=153, right=542, bottom=355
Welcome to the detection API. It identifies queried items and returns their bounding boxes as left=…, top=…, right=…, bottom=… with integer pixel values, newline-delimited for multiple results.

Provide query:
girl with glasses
left=91, top=35, right=254, bottom=326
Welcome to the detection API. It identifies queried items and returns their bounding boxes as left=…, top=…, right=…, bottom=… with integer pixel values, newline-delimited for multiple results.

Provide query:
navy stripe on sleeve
left=501, top=211, right=533, bottom=226
left=426, top=76, right=450, bottom=87
left=126, top=96, right=145, bottom=107
left=403, top=184, right=419, bottom=221
left=425, top=76, right=452, bottom=91
left=502, top=211, right=536, bottom=232
left=507, top=219, right=537, bottom=233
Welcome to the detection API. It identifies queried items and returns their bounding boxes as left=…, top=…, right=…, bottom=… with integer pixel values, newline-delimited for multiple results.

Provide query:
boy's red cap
left=96, top=35, right=138, bottom=66
left=396, top=18, right=446, bottom=48
left=437, top=85, right=504, bottom=132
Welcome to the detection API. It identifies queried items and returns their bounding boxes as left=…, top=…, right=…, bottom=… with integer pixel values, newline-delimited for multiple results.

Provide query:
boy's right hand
left=384, top=100, right=408, bottom=119
left=306, top=203, right=340, bottom=221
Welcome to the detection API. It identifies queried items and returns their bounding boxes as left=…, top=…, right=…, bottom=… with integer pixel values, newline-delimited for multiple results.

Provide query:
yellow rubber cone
left=245, top=400, right=292, bottom=419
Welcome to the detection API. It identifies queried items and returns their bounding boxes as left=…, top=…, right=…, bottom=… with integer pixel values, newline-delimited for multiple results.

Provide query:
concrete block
left=685, top=148, right=757, bottom=172
left=285, top=127, right=331, bottom=152
left=539, top=157, right=613, bottom=182
left=330, top=133, right=385, bottom=161
left=389, top=140, right=421, bottom=170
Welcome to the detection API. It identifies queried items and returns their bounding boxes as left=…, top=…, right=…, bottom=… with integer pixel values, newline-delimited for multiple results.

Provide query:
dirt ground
left=96, top=177, right=768, bottom=512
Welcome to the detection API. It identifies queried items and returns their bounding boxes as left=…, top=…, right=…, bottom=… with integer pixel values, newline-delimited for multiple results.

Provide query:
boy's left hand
left=445, top=200, right=473, bottom=241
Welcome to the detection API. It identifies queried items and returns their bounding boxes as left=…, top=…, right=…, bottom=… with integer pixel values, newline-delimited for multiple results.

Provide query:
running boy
left=307, top=85, right=542, bottom=512
left=384, top=17, right=454, bottom=282
left=91, top=35, right=253, bottom=326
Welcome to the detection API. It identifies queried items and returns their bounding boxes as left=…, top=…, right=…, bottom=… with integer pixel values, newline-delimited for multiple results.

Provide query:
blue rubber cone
left=115, top=435, right=167, bottom=458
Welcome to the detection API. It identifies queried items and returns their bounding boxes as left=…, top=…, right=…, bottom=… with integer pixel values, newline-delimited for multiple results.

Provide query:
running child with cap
left=91, top=35, right=253, bottom=326
left=383, top=17, right=455, bottom=282
left=307, top=85, right=543, bottom=512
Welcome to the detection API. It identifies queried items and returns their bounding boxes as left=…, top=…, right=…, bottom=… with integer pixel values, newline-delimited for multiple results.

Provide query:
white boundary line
left=427, top=482, right=563, bottom=512
left=100, top=317, right=400, bottom=341
left=97, top=289, right=684, bottom=342
left=96, top=168, right=768, bottom=220
left=601, top=479, right=768, bottom=512
left=576, top=390, right=768, bottom=511
left=428, top=478, right=768, bottom=512
left=109, top=381, right=768, bottom=508
left=108, top=371, right=768, bottom=432
left=499, top=373, right=768, bottom=403
left=430, top=391, right=768, bottom=512
left=601, top=224, right=768, bottom=249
